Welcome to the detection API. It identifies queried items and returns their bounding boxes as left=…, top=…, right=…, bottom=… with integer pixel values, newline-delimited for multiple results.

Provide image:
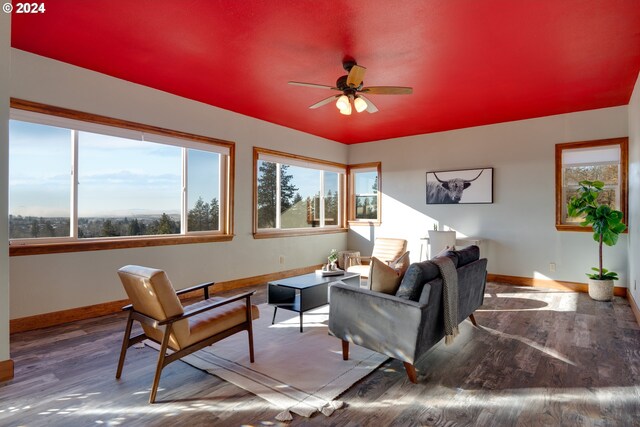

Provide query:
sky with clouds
left=9, top=120, right=219, bottom=218
left=9, top=120, right=346, bottom=220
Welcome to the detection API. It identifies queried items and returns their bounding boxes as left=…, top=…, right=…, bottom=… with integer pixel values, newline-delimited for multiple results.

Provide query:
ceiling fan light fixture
left=353, top=96, right=367, bottom=113
left=336, top=95, right=349, bottom=110
left=339, top=102, right=352, bottom=115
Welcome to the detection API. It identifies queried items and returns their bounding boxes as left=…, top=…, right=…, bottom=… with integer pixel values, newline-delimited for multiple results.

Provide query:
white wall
left=348, top=107, right=630, bottom=286
left=628, top=71, right=640, bottom=303
left=9, top=50, right=348, bottom=319
left=0, top=9, right=11, bottom=361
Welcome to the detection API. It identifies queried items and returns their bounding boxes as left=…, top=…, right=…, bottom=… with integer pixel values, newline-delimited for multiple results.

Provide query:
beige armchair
left=346, top=238, right=408, bottom=279
left=116, top=265, right=259, bottom=403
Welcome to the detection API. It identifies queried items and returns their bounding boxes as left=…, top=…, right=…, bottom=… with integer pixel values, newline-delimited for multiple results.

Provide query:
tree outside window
left=555, top=138, right=628, bottom=231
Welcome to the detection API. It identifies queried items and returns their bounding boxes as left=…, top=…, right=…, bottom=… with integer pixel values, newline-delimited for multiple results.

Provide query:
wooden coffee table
left=268, top=271, right=360, bottom=332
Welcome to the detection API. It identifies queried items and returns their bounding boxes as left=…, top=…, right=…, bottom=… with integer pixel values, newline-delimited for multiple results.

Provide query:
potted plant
left=567, top=180, right=627, bottom=301
left=327, top=249, right=339, bottom=271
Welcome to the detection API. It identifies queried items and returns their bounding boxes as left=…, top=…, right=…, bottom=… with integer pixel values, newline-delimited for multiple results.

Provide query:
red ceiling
left=11, top=0, right=640, bottom=144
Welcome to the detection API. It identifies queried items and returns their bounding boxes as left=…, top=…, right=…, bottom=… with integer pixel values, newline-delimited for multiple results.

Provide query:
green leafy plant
left=567, top=180, right=627, bottom=280
left=327, top=249, right=338, bottom=264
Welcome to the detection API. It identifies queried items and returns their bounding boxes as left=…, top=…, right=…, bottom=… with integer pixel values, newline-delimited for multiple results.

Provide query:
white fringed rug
left=147, top=304, right=388, bottom=420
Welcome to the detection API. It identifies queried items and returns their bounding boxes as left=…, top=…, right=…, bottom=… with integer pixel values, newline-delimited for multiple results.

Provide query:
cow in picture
left=427, top=170, right=484, bottom=204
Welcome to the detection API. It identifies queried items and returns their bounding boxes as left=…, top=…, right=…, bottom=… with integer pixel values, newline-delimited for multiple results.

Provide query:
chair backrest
left=118, top=265, right=189, bottom=349
left=371, top=238, right=407, bottom=262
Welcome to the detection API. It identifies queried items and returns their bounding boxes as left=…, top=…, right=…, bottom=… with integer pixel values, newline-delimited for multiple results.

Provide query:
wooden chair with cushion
left=116, top=265, right=259, bottom=403
left=346, top=238, right=408, bottom=279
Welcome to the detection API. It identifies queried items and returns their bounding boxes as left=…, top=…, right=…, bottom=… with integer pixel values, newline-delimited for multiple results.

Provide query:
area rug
left=146, top=304, right=388, bottom=420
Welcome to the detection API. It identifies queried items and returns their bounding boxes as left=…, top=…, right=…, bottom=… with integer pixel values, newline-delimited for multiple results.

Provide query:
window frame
left=347, top=162, right=382, bottom=226
left=252, top=147, right=347, bottom=239
left=9, top=98, right=235, bottom=255
left=555, top=137, right=628, bottom=232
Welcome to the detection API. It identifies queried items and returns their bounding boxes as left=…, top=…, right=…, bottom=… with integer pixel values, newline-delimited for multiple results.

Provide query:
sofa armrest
left=329, top=283, right=429, bottom=364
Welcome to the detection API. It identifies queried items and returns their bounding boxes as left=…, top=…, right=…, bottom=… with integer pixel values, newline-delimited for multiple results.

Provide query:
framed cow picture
left=426, top=167, right=493, bottom=204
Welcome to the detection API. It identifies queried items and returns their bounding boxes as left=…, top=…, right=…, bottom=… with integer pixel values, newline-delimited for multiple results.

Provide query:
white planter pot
left=587, top=278, right=614, bottom=301
left=428, top=230, right=456, bottom=259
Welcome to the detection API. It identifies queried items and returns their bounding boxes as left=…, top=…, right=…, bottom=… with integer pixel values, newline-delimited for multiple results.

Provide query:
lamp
left=353, top=96, right=367, bottom=113
left=336, top=95, right=349, bottom=111
left=339, top=102, right=352, bottom=115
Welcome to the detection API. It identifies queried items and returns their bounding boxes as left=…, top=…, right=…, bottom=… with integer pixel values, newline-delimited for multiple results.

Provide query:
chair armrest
left=176, top=281, right=216, bottom=299
left=121, top=280, right=217, bottom=311
left=159, top=290, right=255, bottom=325
left=328, top=283, right=428, bottom=364
left=348, top=255, right=371, bottom=266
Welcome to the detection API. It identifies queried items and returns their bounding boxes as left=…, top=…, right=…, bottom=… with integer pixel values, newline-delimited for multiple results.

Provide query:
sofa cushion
left=395, top=260, right=440, bottom=301
left=449, top=245, right=480, bottom=267
left=367, top=257, right=404, bottom=295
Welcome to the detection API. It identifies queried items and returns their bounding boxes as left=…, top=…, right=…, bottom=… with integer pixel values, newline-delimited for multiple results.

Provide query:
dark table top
left=268, top=271, right=360, bottom=290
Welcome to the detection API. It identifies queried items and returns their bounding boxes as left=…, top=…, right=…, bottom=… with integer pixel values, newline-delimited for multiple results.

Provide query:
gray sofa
left=328, top=245, right=487, bottom=383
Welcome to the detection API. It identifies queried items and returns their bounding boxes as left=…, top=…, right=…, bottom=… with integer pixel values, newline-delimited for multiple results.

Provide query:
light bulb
left=339, top=102, right=352, bottom=115
left=354, top=97, right=367, bottom=113
left=336, top=95, right=349, bottom=110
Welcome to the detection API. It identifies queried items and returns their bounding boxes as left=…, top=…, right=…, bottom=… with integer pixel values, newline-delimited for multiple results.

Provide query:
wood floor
left=1, top=282, right=639, bottom=427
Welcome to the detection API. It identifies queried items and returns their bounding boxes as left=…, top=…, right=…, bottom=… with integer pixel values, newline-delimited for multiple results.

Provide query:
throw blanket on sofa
left=431, top=256, right=459, bottom=345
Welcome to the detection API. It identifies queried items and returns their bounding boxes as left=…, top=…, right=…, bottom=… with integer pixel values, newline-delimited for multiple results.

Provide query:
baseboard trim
left=0, top=359, right=14, bottom=382
left=629, top=291, right=640, bottom=327
left=487, top=273, right=628, bottom=297
left=10, top=264, right=321, bottom=334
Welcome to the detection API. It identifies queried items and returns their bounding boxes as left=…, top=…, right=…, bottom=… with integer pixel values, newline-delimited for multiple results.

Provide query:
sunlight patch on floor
left=480, top=290, right=578, bottom=313
left=345, top=386, right=640, bottom=410
left=480, top=325, right=576, bottom=366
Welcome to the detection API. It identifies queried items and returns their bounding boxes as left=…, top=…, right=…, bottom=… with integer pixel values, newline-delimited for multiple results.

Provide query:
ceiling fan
left=288, top=60, right=413, bottom=115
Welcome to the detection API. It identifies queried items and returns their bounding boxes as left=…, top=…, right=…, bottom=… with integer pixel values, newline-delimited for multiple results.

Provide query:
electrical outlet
left=549, top=263, right=556, bottom=272
left=279, top=255, right=285, bottom=265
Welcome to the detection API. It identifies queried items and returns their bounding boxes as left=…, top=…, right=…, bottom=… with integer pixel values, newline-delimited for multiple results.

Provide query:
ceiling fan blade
left=346, top=65, right=367, bottom=88
left=358, top=95, right=379, bottom=113
left=361, top=86, right=413, bottom=95
left=288, top=81, right=339, bottom=90
left=309, top=95, right=340, bottom=109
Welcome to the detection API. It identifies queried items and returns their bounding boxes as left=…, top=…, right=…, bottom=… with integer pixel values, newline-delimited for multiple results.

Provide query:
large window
left=253, top=148, right=346, bottom=237
left=348, top=162, right=381, bottom=224
left=9, top=99, right=234, bottom=255
left=555, top=138, right=628, bottom=231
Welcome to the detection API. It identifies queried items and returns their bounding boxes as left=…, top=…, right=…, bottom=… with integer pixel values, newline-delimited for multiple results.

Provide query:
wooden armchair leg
left=469, top=313, right=479, bottom=327
left=246, top=297, right=255, bottom=363
left=116, top=313, right=134, bottom=379
left=403, top=362, right=418, bottom=384
left=342, top=340, right=349, bottom=361
left=149, top=327, right=172, bottom=404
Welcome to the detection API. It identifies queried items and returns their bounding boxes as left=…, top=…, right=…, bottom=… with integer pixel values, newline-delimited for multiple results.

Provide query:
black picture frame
left=426, top=167, right=493, bottom=204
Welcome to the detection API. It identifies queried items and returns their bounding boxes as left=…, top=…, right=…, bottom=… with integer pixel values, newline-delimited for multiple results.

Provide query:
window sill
left=348, top=220, right=381, bottom=227
left=253, top=228, right=348, bottom=239
left=9, top=234, right=234, bottom=256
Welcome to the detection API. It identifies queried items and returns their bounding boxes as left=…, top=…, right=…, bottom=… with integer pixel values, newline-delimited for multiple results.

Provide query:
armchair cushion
left=346, top=238, right=407, bottom=279
left=185, top=298, right=260, bottom=347
left=367, top=257, right=403, bottom=294
left=347, top=264, right=370, bottom=278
